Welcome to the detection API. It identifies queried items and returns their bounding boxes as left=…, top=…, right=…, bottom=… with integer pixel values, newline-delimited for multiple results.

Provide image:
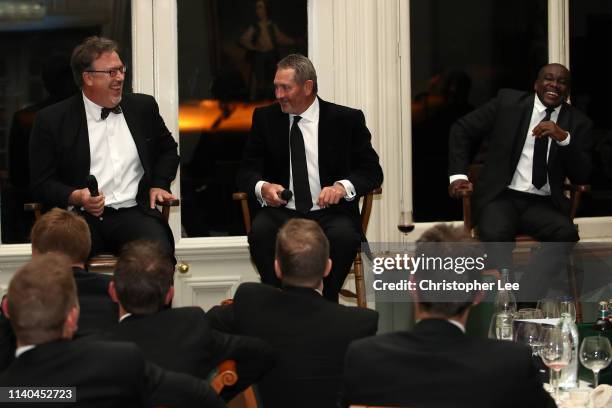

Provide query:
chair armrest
left=210, top=359, right=238, bottom=394
left=24, top=202, right=43, bottom=220
left=24, top=202, right=43, bottom=212
left=232, top=192, right=252, bottom=234
left=563, top=184, right=591, bottom=193
left=563, top=184, right=591, bottom=221
left=156, top=198, right=180, bottom=207
left=232, top=192, right=248, bottom=201
left=155, top=199, right=180, bottom=222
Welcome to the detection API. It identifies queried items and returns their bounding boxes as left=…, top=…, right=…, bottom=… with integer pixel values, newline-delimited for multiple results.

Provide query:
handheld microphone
left=279, top=189, right=293, bottom=201
left=86, top=175, right=99, bottom=197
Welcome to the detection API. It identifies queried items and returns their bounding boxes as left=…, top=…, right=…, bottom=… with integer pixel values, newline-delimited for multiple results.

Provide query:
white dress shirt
left=449, top=94, right=570, bottom=196
left=15, top=344, right=35, bottom=358
left=255, top=98, right=356, bottom=209
left=83, top=93, right=144, bottom=209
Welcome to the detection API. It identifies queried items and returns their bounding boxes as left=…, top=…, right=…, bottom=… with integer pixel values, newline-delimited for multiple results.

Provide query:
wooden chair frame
left=232, top=188, right=382, bottom=308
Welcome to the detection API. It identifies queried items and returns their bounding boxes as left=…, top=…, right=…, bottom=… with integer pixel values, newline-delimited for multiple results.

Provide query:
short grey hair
left=277, top=54, right=318, bottom=94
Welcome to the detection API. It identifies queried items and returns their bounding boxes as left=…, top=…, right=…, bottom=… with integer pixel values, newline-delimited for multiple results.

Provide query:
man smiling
left=448, top=63, right=593, bottom=300
left=237, top=54, right=383, bottom=301
left=29, top=36, right=179, bottom=261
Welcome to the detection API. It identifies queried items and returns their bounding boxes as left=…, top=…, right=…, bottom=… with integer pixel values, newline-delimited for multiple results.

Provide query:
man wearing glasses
left=29, top=36, right=179, bottom=261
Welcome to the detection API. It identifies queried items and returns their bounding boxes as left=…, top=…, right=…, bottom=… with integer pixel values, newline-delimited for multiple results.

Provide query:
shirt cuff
left=449, top=174, right=469, bottom=184
left=336, top=180, right=356, bottom=201
left=556, top=132, right=571, bottom=146
left=255, top=181, right=267, bottom=207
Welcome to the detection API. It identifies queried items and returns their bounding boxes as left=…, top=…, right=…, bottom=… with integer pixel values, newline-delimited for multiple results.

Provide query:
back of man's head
left=275, top=219, right=329, bottom=287
left=7, top=253, right=77, bottom=345
left=113, top=240, right=174, bottom=314
left=415, top=224, right=484, bottom=318
left=30, top=208, right=91, bottom=265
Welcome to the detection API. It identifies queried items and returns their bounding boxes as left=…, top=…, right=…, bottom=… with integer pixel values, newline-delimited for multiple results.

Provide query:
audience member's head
left=274, top=218, right=331, bottom=288
left=30, top=208, right=90, bottom=266
left=111, top=240, right=175, bottom=315
left=415, top=224, right=484, bottom=320
left=5, top=254, right=79, bottom=346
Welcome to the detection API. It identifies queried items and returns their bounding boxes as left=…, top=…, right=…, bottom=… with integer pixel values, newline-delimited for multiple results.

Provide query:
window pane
left=410, top=0, right=548, bottom=222
left=569, top=1, right=612, bottom=217
left=0, top=0, right=132, bottom=243
left=177, top=0, right=307, bottom=237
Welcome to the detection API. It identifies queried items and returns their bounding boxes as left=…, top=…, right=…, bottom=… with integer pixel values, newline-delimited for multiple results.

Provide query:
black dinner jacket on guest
left=206, top=282, right=379, bottom=408
left=72, top=267, right=118, bottom=336
left=341, top=319, right=556, bottom=408
left=0, top=338, right=225, bottom=408
left=237, top=97, right=383, bottom=221
left=449, top=89, right=592, bottom=224
left=0, top=267, right=117, bottom=372
left=29, top=93, right=179, bottom=217
left=100, top=306, right=274, bottom=400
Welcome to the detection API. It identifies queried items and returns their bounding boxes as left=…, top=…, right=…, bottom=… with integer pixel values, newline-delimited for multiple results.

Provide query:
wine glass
left=397, top=211, right=414, bottom=234
left=537, top=298, right=560, bottom=318
left=514, top=321, right=543, bottom=356
left=539, top=327, right=571, bottom=398
left=579, top=336, right=612, bottom=388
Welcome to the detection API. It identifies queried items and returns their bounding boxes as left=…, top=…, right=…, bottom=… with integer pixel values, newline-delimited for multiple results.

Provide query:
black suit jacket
left=0, top=338, right=224, bottom=408
left=206, top=282, right=379, bottom=408
left=100, top=307, right=274, bottom=400
left=29, top=93, right=179, bottom=215
left=449, top=89, right=592, bottom=223
left=0, top=267, right=117, bottom=372
left=237, top=98, right=383, bottom=219
left=72, top=267, right=118, bottom=336
left=342, top=319, right=556, bottom=408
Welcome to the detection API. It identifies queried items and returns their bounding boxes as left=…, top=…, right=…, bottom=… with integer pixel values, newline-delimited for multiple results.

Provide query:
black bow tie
left=101, top=105, right=122, bottom=120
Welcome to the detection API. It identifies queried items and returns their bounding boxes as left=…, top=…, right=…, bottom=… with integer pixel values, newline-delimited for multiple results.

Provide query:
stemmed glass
left=397, top=210, right=414, bottom=235
left=539, top=327, right=571, bottom=398
left=579, top=336, right=612, bottom=388
left=514, top=321, right=543, bottom=356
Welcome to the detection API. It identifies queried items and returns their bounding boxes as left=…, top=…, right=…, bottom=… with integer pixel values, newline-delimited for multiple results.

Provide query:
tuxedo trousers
left=248, top=206, right=361, bottom=302
left=79, top=206, right=175, bottom=263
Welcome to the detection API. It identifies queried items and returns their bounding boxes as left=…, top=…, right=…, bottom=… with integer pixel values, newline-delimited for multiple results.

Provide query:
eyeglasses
left=85, top=66, right=127, bottom=78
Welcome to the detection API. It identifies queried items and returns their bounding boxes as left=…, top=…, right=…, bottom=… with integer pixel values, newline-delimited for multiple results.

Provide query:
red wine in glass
left=398, top=211, right=414, bottom=234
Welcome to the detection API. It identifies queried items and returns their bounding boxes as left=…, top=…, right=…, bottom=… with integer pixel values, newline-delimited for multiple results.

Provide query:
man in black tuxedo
left=448, top=63, right=592, bottom=299
left=0, top=208, right=118, bottom=371
left=0, top=254, right=224, bottom=408
left=30, top=208, right=118, bottom=335
left=341, top=224, right=555, bottom=408
left=237, top=53, right=383, bottom=301
left=103, top=240, right=274, bottom=401
left=29, top=36, right=179, bottom=260
left=207, top=219, right=379, bottom=408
